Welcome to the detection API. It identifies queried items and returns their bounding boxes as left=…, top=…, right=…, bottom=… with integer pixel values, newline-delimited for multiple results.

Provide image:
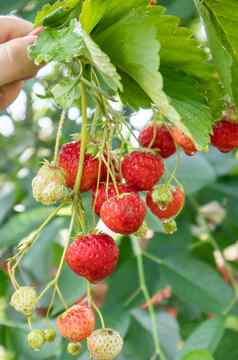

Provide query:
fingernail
left=30, top=26, right=44, bottom=36
left=24, top=35, right=38, bottom=45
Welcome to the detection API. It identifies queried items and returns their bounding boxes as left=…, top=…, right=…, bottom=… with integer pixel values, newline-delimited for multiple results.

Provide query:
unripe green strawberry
left=43, top=328, right=56, bottom=342
left=67, top=342, right=81, bottom=356
left=87, top=328, right=123, bottom=360
left=10, top=287, right=37, bottom=316
left=32, top=162, right=68, bottom=205
left=27, top=329, right=45, bottom=351
left=163, top=219, right=177, bottom=234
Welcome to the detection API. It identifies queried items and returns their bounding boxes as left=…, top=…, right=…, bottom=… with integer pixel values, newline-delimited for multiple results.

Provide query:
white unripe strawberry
left=10, top=287, right=37, bottom=316
left=87, top=328, right=123, bottom=360
left=32, top=162, right=68, bottom=205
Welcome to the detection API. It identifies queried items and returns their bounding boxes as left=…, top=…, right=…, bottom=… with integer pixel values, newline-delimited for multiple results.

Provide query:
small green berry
left=27, top=330, right=45, bottom=351
left=163, top=219, right=177, bottom=234
left=44, top=328, right=56, bottom=342
left=10, top=287, right=38, bottom=316
left=67, top=342, right=81, bottom=356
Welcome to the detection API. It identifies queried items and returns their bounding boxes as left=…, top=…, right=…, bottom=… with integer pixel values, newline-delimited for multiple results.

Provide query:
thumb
left=0, top=35, right=38, bottom=86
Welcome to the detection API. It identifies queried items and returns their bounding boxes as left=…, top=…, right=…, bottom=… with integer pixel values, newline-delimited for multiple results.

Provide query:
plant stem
left=53, top=110, right=66, bottom=164
left=38, top=208, right=76, bottom=302
left=87, top=281, right=105, bottom=328
left=74, top=82, right=88, bottom=195
left=132, top=237, right=166, bottom=360
left=8, top=204, right=65, bottom=289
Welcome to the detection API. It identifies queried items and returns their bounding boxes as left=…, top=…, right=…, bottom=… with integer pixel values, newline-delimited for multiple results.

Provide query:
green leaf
left=199, top=0, right=238, bottom=110
left=94, top=4, right=213, bottom=147
left=29, top=21, right=84, bottom=64
left=162, top=68, right=213, bottom=149
left=80, top=24, right=122, bottom=91
left=0, top=207, right=55, bottom=248
left=122, top=318, right=154, bottom=360
left=81, top=0, right=148, bottom=35
left=95, top=6, right=180, bottom=123
left=133, top=309, right=182, bottom=360
left=214, top=330, right=238, bottom=360
left=156, top=12, right=212, bottom=80
left=51, top=78, right=81, bottom=109
left=205, top=0, right=238, bottom=57
left=177, top=317, right=225, bottom=359
left=30, top=20, right=121, bottom=92
left=91, top=0, right=147, bottom=33
left=199, top=4, right=233, bottom=99
left=34, top=0, right=80, bottom=26
left=119, top=71, right=151, bottom=109
left=181, top=350, right=214, bottom=360
left=160, top=255, right=234, bottom=313
left=80, top=0, right=107, bottom=33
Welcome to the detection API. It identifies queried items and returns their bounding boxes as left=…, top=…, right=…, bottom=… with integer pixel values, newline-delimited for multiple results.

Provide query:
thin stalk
left=132, top=237, right=166, bottom=360
left=38, top=208, right=76, bottom=302
left=87, top=281, right=105, bottom=328
left=74, top=82, right=88, bottom=195
left=53, top=110, right=66, bottom=164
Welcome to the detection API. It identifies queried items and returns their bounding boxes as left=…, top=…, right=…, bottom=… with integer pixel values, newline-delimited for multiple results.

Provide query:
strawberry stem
left=87, top=281, right=105, bottom=328
left=53, top=110, right=66, bottom=165
left=132, top=237, right=167, bottom=360
left=73, top=81, right=88, bottom=195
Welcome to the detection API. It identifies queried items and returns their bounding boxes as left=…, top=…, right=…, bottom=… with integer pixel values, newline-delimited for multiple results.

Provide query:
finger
left=0, top=35, right=38, bottom=86
left=0, top=16, right=33, bottom=43
left=0, top=81, right=23, bottom=111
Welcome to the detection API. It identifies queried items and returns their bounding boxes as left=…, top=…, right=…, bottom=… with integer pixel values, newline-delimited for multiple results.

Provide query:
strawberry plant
left=1, top=0, right=238, bottom=359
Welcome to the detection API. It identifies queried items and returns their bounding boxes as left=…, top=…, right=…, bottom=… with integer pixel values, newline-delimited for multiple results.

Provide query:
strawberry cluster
left=24, top=110, right=238, bottom=359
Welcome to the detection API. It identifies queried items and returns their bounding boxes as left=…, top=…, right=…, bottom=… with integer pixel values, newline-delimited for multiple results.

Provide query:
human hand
left=0, top=16, right=41, bottom=111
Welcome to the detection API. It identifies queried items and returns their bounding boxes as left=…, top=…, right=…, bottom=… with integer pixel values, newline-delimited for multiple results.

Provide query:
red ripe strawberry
left=58, top=141, right=104, bottom=192
left=92, top=183, right=136, bottom=216
left=139, top=123, right=176, bottom=158
left=170, top=128, right=197, bottom=156
left=65, top=234, right=119, bottom=283
left=211, top=119, right=238, bottom=153
left=56, top=304, right=95, bottom=342
left=121, top=151, right=164, bottom=191
left=100, top=193, right=146, bottom=235
left=146, top=186, right=185, bottom=220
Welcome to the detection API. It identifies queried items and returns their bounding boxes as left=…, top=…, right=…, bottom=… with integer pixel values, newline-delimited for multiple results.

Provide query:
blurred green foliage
left=1, top=1, right=238, bottom=360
